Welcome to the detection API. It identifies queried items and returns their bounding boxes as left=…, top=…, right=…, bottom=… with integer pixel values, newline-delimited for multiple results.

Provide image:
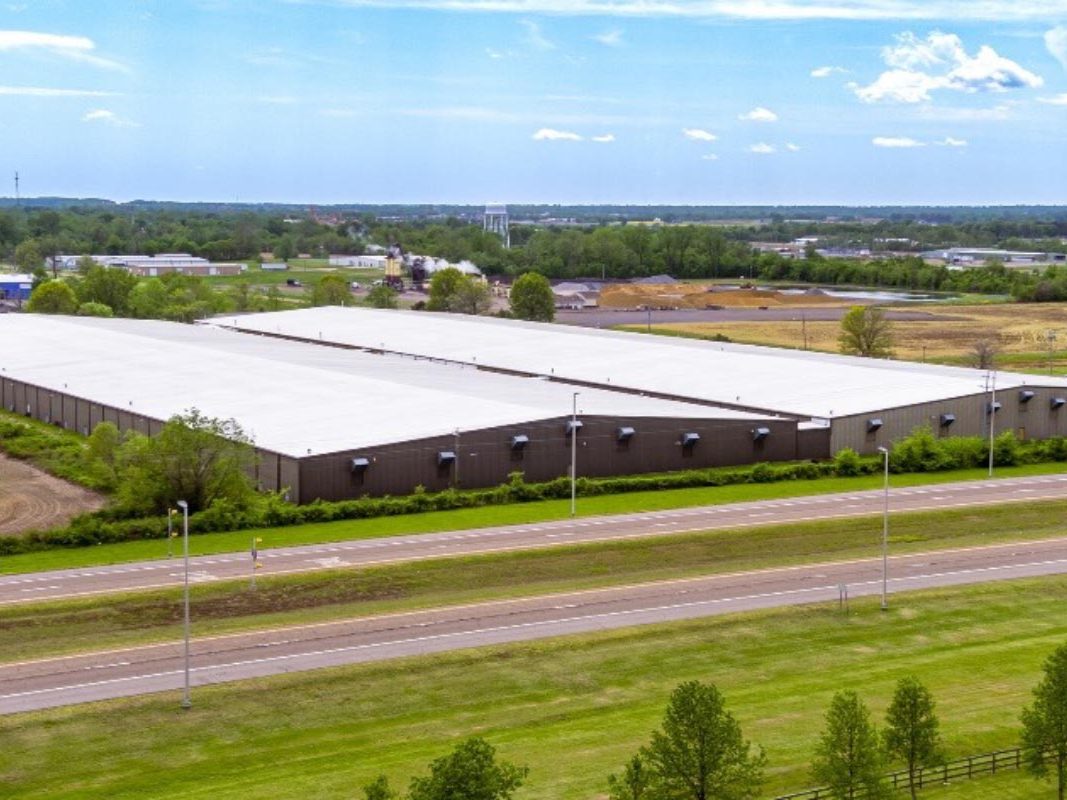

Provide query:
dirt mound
left=0, top=453, right=105, bottom=535
left=599, top=283, right=851, bottom=310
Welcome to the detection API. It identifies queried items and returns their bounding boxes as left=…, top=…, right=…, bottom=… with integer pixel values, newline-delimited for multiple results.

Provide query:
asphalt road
left=3, top=473, right=1066, bottom=606
left=3, top=536, right=1066, bottom=714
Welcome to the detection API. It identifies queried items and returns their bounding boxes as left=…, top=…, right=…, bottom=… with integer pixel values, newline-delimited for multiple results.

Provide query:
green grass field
left=2, top=577, right=1063, bottom=800
left=6, top=461, right=1067, bottom=575
left=6, top=498, right=1067, bottom=663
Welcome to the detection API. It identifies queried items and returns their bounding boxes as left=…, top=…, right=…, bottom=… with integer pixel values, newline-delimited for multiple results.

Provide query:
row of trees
left=604, top=644, right=1067, bottom=800
left=7, top=207, right=1067, bottom=300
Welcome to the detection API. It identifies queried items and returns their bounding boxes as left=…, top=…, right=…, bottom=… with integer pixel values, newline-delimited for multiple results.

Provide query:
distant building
left=483, top=203, right=510, bottom=249
left=51, top=254, right=245, bottom=277
left=0, top=273, right=34, bottom=302
left=329, top=255, right=388, bottom=269
left=921, top=248, right=1066, bottom=268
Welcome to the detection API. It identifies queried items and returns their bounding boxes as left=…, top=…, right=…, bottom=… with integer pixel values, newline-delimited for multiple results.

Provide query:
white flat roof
left=222, top=307, right=1067, bottom=419
left=0, top=315, right=769, bottom=458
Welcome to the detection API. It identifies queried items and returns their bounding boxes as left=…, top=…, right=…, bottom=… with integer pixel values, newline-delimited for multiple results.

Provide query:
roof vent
left=510, top=434, right=529, bottom=450
left=681, top=432, right=701, bottom=448
left=939, top=413, right=956, bottom=427
left=565, top=419, right=584, bottom=436
left=753, top=427, right=771, bottom=442
left=1053, top=397, right=1066, bottom=410
left=987, top=401, right=1002, bottom=414
left=867, top=418, right=884, bottom=433
left=616, top=426, right=635, bottom=442
left=351, top=457, right=370, bottom=473
left=1019, top=390, right=1035, bottom=403
left=437, top=451, right=456, bottom=466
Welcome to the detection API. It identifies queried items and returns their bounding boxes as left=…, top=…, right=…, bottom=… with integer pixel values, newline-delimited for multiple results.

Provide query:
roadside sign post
left=251, top=537, right=262, bottom=589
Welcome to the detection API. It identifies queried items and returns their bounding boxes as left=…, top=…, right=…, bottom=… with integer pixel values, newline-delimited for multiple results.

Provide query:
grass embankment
left=2, top=577, right=1064, bottom=800
left=623, top=301, right=1067, bottom=375
left=5, top=461, right=1067, bottom=575
left=6, top=498, right=1067, bottom=663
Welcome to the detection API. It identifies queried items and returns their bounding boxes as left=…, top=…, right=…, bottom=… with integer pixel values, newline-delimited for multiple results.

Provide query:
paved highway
left=2, top=536, right=1066, bottom=713
left=2, top=473, right=1065, bottom=606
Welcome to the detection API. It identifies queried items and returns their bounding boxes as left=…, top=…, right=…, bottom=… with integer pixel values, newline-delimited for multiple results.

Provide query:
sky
left=2, top=0, right=1067, bottom=205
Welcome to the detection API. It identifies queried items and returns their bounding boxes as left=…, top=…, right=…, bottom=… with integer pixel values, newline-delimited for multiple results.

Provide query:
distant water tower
left=483, top=203, right=510, bottom=249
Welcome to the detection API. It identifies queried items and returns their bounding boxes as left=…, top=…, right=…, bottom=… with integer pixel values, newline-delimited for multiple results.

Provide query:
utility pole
left=13, top=171, right=19, bottom=207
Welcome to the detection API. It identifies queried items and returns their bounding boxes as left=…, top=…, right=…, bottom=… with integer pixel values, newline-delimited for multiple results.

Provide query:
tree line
left=6, top=207, right=1067, bottom=301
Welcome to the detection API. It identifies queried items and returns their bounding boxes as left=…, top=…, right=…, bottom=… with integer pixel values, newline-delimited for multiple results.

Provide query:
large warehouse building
left=222, top=307, right=1067, bottom=456
left=0, top=315, right=797, bottom=501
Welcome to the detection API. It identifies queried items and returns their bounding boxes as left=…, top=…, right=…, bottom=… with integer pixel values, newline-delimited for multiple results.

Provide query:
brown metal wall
left=295, top=415, right=798, bottom=502
left=830, top=387, right=1067, bottom=454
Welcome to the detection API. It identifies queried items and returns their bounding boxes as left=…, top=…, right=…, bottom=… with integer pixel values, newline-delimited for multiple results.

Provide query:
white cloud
left=0, top=30, right=127, bottom=71
left=811, top=65, right=847, bottom=78
left=872, top=136, right=924, bottom=147
left=520, top=19, right=555, bottom=50
left=855, top=31, right=1043, bottom=103
left=1039, top=93, right=1067, bottom=105
left=701, top=153, right=719, bottom=161
left=749, top=142, right=776, bottom=154
left=739, top=106, right=778, bottom=122
left=682, top=127, right=717, bottom=141
left=1046, top=26, right=1067, bottom=70
left=0, top=85, right=117, bottom=97
left=82, top=108, right=139, bottom=127
left=317, top=2, right=1067, bottom=23
left=532, top=127, right=582, bottom=140
left=593, top=28, right=623, bottom=46
left=935, top=136, right=967, bottom=146
left=786, top=142, right=801, bottom=151
left=591, top=133, right=615, bottom=142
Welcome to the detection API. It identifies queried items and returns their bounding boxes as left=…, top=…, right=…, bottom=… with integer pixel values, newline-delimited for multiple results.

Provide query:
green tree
left=115, top=408, right=256, bottom=514
left=311, top=273, right=352, bottom=306
left=509, top=272, right=555, bottom=321
left=366, top=283, right=399, bottom=309
left=608, top=754, right=653, bottom=800
left=427, top=267, right=465, bottom=311
left=408, top=737, right=527, bottom=800
left=640, top=680, right=765, bottom=800
left=86, top=421, right=122, bottom=487
left=77, top=301, right=114, bottom=317
left=78, top=265, right=139, bottom=315
left=26, top=280, right=78, bottom=314
left=448, top=277, right=492, bottom=315
left=1022, top=642, right=1067, bottom=800
left=363, top=775, right=398, bottom=800
left=812, top=691, right=888, bottom=800
left=884, top=676, right=944, bottom=800
left=128, top=278, right=170, bottom=319
left=838, top=305, right=893, bottom=358
left=14, top=239, right=43, bottom=273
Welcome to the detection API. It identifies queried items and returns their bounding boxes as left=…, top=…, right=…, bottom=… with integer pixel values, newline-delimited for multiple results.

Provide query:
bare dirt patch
left=599, top=283, right=854, bottom=310
left=0, top=453, right=105, bottom=535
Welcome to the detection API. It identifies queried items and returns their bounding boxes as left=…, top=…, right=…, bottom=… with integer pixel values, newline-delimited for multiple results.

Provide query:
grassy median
left=4, top=497, right=1067, bottom=663
left=2, top=576, right=1065, bottom=799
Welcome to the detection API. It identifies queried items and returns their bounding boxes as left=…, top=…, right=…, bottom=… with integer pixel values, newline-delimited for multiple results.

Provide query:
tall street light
left=986, top=370, right=997, bottom=478
left=176, top=499, right=191, bottom=710
left=570, top=392, right=580, bottom=517
left=876, top=447, right=889, bottom=611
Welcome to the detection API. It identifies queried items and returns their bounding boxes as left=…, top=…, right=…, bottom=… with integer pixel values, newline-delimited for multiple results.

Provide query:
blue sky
left=2, top=0, right=1067, bottom=205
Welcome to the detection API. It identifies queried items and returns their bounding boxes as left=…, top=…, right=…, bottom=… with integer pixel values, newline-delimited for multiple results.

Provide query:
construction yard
left=0, top=453, right=104, bottom=536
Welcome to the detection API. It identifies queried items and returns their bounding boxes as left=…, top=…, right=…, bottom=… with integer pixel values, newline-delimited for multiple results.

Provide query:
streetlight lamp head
left=877, top=446, right=889, bottom=454
left=176, top=500, right=188, bottom=510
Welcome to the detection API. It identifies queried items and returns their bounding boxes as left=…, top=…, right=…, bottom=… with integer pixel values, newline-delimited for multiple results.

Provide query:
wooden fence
left=773, top=747, right=1026, bottom=800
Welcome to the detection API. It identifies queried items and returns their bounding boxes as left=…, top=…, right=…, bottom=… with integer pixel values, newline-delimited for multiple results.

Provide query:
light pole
left=877, top=446, right=889, bottom=611
left=166, top=507, right=174, bottom=559
left=176, top=499, right=191, bottom=710
left=986, top=370, right=997, bottom=478
left=570, top=392, right=580, bottom=517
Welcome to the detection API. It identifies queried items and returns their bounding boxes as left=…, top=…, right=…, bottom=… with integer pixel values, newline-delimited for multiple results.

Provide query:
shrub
left=833, top=448, right=863, bottom=477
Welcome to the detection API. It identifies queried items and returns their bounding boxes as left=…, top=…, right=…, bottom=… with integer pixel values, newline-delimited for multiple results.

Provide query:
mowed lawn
left=3, top=577, right=1065, bottom=800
